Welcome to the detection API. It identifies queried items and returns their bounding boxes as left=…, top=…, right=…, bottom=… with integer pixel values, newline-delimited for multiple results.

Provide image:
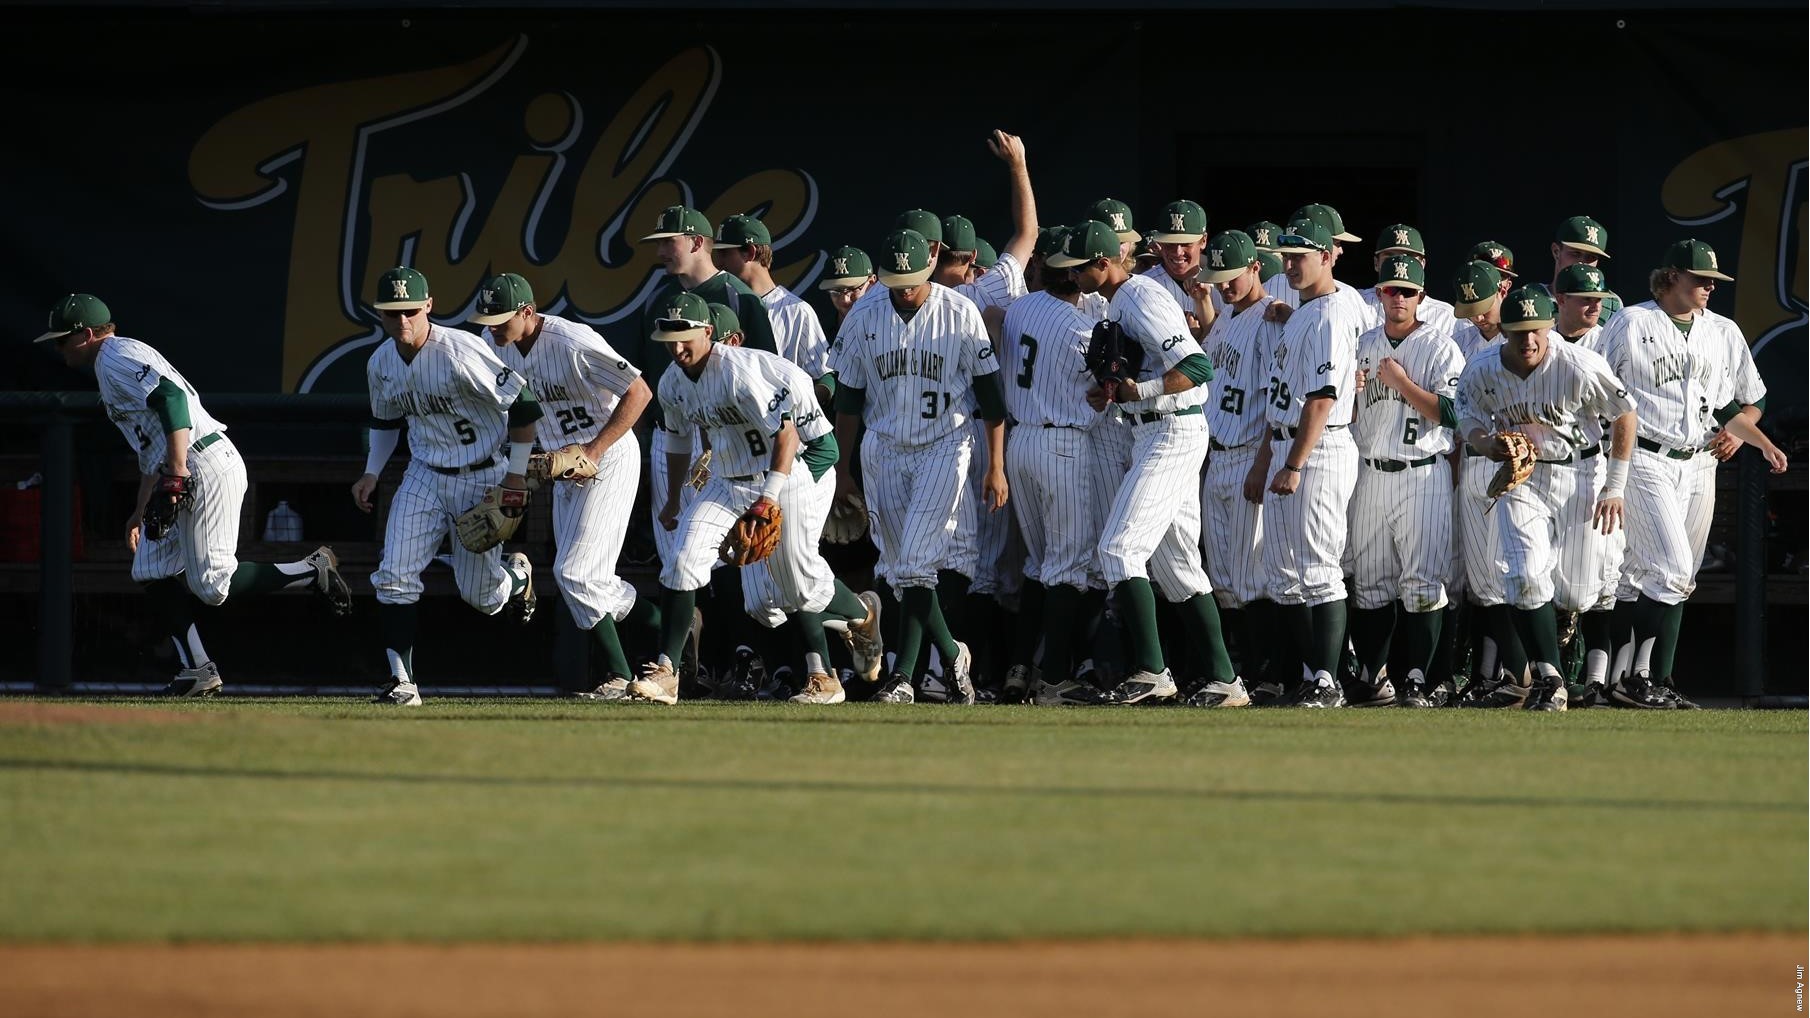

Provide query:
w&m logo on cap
left=893, top=251, right=913, bottom=271
left=390, top=279, right=411, bottom=299
left=1519, top=298, right=1537, bottom=316
left=832, top=257, right=849, bottom=275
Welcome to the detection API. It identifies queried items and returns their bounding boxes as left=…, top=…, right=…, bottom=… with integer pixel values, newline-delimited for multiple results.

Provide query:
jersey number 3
left=1016, top=335, right=1038, bottom=389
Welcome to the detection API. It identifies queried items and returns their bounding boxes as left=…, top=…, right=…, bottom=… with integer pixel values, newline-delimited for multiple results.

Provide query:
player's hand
left=1354, top=368, right=1368, bottom=392
left=1708, top=430, right=1743, bottom=461
left=126, top=511, right=143, bottom=553
left=503, top=472, right=529, bottom=491
left=1762, top=442, right=1789, bottom=473
left=658, top=498, right=680, bottom=532
left=351, top=473, right=379, bottom=513
left=1486, top=434, right=1513, bottom=461
left=1592, top=495, right=1624, bottom=535
left=1183, top=311, right=1202, bottom=333
left=1377, top=357, right=1409, bottom=391
left=1263, top=303, right=1292, bottom=324
left=985, top=129, right=1026, bottom=168
left=983, top=466, right=1008, bottom=512
left=1085, top=384, right=1109, bottom=412
left=1242, top=462, right=1268, bottom=505
left=1267, top=467, right=1301, bottom=497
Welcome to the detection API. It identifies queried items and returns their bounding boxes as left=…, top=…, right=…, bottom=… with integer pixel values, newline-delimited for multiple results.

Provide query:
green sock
left=792, top=611, right=835, bottom=675
left=879, top=584, right=902, bottom=651
left=1310, top=600, right=1348, bottom=677
left=1043, top=584, right=1081, bottom=683
left=1276, top=603, right=1313, bottom=681
left=936, top=570, right=970, bottom=644
left=1652, top=603, right=1686, bottom=683
left=1490, top=605, right=1528, bottom=682
left=1396, top=607, right=1441, bottom=679
left=1428, top=602, right=1461, bottom=685
left=658, top=588, right=698, bottom=664
left=1628, top=596, right=1668, bottom=677
left=1111, top=578, right=1165, bottom=674
left=1014, top=580, right=1046, bottom=669
left=896, top=586, right=933, bottom=679
left=1349, top=604, right=1395, bottom=684
left=144, top=577, right=198, bottom=667
left=1180, top=593, right=1236, bottom=683
left=822, top=579, right=868, bottom=622
left=625, top=596, right=661, bottom=640
left=590, top=617, right=631, bottom=680
left=1509, top=602, right=1563, bottom=672
left=226, top=561, right=292, bottom=598
left=1078, top=588, right=1107, bottom=663
left=924, top=590, right=961, bottom=664
left=378, top=601, right=418, bottom=682
left=1240, top=598, right=1278, bottom=684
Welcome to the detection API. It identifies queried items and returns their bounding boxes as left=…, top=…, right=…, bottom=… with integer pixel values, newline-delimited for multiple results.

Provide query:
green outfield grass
left=0, top=701, right=1802, bottom=943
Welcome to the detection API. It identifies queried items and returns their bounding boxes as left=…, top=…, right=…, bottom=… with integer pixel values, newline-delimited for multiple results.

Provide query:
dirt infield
left=0, top=702, right=206, bottom=726
left=0, top=933, right=1796, bottom=1017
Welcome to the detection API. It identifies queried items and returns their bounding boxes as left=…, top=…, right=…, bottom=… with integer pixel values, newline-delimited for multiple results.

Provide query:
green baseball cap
left=941, top=214, right=979, bottom=254
left=34, top=293, right=112, bottom=343
left=895, top=209, right=943, bottom=245
left=1256, top=250, right=1284, bottom=280
left=1088, top=198, right=1138, bottom=242
left=974, top=237, right=998, bottom=270
left=1374, top=255, right=1427, bottom=291
left=1246, top=221, right=1286, bottom=252
left=373, top=266, right=431, bottom=311
left=1291, top=203, right=1360, bottom=243
left=1045, top=220, right=1120, bottom=269
left=1663, top=238, right=1733, bottom=281
left=1469, top=240, right=1517, bottom=278
left=641, top=205, right=713, bottom=241
left=1274, top=220, right=1335, bottom=254
left=1199, top=230, right=1259, bottom=284
left=1148, top=199, right=1208, bottom=244
left=818, top=246, right=875, bottom=290
left=1556, top=215, right=1610, bottom=258
left=650, top=291, right=714, bottom=343
left=469, top=272, right=534, bottom=326
left=1375, top=224, right=1426, bottom=256
left=1034, top=226, right=1069, bottom=258
left=713, top=213, right=771, bottom=249
left=1453, top=261, right=1504, bottom=318
left=877, top=229, right=935, bottom=288
left=1500, top=285, right=1556, bottom=332
left=1554, top=263, right=1614, bottom=298
left=707, top=302, right=742, bottom=340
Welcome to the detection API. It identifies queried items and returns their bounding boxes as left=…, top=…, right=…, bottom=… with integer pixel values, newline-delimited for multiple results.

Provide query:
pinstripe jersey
left=1359, top=287, right=1457, bottom=334
left=1698, top=308, right=1767, bottom=404
left=659, top=345, right=830, bottom=479
left=96, top=337, right=226, bottom=473
left=1455, top=340, right=1634, bottom=460
left=497, top=315, right=641, bottom=450
left=366, top=324, right=527, bottom=469
left=631, top=270, right=777, bottom=431
left=829, top=283, right=999, bottom=445
left=1559, top=324, right=1609, bottom=445
left=1266, top=290, right=1364, bottom=428
left=1264, top=274, right=1366, bottom=314
left=1202, top=295, right=1281, bottom=447
left=1597, top=301, right=1745, bottom=449
left=999, top=290, right=1108, bottom=427
left=1142, top=265, right=1229, bottom=318
left=1451, top=321, right=1503, bottom=360
left=1353, top=321, right=1464, bottom=458
left=760, top=284, right=833, bottom=380
left=1108, top=273, right=1210, bottom=414
left=956, top=251, right=1027, bottom=311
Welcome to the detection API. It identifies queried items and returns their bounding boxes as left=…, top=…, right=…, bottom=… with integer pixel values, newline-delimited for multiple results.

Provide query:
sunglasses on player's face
left=1379, top=287, right=1421, bottom=299
left=380, top=307, right=425, bottom=319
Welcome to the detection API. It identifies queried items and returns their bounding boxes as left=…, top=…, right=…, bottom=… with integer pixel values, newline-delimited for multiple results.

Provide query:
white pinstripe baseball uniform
left=498, top=315, right=642, bottom=630
left=1200, top=294, right=1280, bottom=608
left=1265, top=274, right=1365, bottom=314
left=367, top=324, right=527, bottom=613
left=1452, top=324, right=1507, bottom=603
left=1451, top=321, right=1502, bottom=360
left=953, top=257, right=1025, bottom=594
left=957, top=251, right=1027, bottom=311
left=761, top=283, right=833, bottom=380
left=1559, top=323, right=1624, bottom=609
left=1143, top=264, right=1229, bottom=321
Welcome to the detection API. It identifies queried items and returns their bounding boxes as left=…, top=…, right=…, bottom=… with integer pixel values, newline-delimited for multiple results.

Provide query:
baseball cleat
left=842, top=591, right=885, bottom=684
left=1246, top=680, right=1288, bottom=707
left=999, top=664, right=1030, bottom=704
left=1346, top=678, right=1396, bottom=708
left=788, top=672, right=846, bottom=705
left=1293, top=674, right=1345, bottom=709
left=872, top=673, right=915, bottom=704
left=946, top=642, right=976, bottom=705
left=371, top=679, right=422, bottom=706
left=628, top=661, right=680, bottom=705
left=1184, top=677, right=1250, bottom=708
left=1526, top=670, right=1568, bottom=712
left=1397, top=670, right=1433, bottom=708
left=1456, top=672, right=1529, bottom=708
left=1655, top=682, right=1701, bottom=710
left=1568, top=681, right=1609, bottom=709
left=1110, top=668, right=1177, bottom=704
left=1609, top=674, right=1674, bottom=709
left=504, top=552, right=536, bottom=625
left=571, top=677, right=629, bottom=701
left=1033, top=677, right=1118, bottom=706
left=158, top=661, right=222, bottom=698
left=305, top=546, right=354, bottom=616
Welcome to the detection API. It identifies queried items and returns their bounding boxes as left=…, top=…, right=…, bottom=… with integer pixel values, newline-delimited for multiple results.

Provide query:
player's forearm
left=664, top=452, right=690, bottom=507
left=1283, top=396, right=1334, bottom=467
left=1394, top=378, right=1442, bottom=422
left=834, top=413, right=863, bottom=470
left=1001, top=161, right=1038, bottom=264
left=587, top=379, right=651, bottom=459
left=984, top=418, right=1005, bottom=474
left=768, top=422, right=800, bottom=477
left=1608, top=412, right=1635, bottom=461
left=162, top=428, right=193, bottom=476
left=1721, top=412, right=1778, bottom=452
left=1463, top=426, right=1494, bottom=458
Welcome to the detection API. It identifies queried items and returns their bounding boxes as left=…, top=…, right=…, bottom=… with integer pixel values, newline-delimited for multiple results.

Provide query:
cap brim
left=1376, top=281, right=1426, bottom=292
left=1557, top=289, right=1614, bottom=299
left=1113, top=230, right=1140, bottom=243
left=372, top=299, right=430, bottom=311
left=1454, top=297, right=1496, bottom=318
left=817, top=275, right=870, bottom=291
left=1560, top=241, right=1610, bottom=257
left=1147, top=232, right=1204, bottom=244
left=641, top=230, right=699, bottom=242
left=1199, top=264, right=1252, bottom=284
left=876, top=266, right=935, bottom=288
left=1501, top=318, right=1554, bottom=332
left=650, top=323, right=711, bottom=343
left=468, top=308, right=519, bottom=326
left=1696, top=269, right=1735, bottom=282
left=1273, top=243, right=1325, bottom=255
left=712, top=239, right=758, bottom=250
left=1374, top=246, right=1425, bottom=256
left=1334, top=232, right=1361, bottom=243
left=1043, top=252, right=1095, bottom=269
left=32, top=328, right=73, bottom=343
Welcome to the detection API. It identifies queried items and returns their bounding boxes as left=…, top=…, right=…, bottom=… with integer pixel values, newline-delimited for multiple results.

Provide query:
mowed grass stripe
left=0, top=701, right=1801, bottom=942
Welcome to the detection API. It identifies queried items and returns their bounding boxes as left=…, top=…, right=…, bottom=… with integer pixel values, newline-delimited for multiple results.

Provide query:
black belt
left=1041, top=423, right=1085, bottom=430
left=1131, top=405, right=1203, bottom=425
left=725, top=473, right=758, bottom=482
left=1210, top=437, right=1258, bottom=451
left=1637, top=437, right=1698, bottom=461
left=190, top=432, right=225, bottom=454
left=1270, top=423, right=1347, bottom=440
left=1364, top=455, right=1439, bottom=472
left=429, top=454, right=498, bottom=476
left=1540, top=445, right=1601, bottom=465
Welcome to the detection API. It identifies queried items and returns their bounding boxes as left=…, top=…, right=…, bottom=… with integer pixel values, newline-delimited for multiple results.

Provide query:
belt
left=725, top=473, right=759, bottom=482
left=1637, top=437, right=1698, bottom=460
left=1040, top=423, right=1085, bottom=430
left=429, top=454, right=498, bottom=476
left=1210, top=437, right=1257, bottom=452
left=1131, top=405, right=1203, bottom=425
left=1364, top=455, right=1439, bottom=472
left=1269, top=423, right=1347, bottom=440
left=190, top=431, right=224, bottom=454
left=1539, top=445, right=1601, bottom=465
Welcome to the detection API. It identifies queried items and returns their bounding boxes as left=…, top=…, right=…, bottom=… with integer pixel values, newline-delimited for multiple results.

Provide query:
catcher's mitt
left=1084, top=319, right=1144, bottom=401
left=526, top=445, right=598, bottom=486
left=455, top=484, right=530, bottom=552
left=822, top=488, right=869, bottom=544
left=685, top=449, right=712, bottom=492
left=1484, top=431, right=1537, bottom=511
left=141, top=472, right=192, bottom=541
left=719, top=499, right=783, bottom=566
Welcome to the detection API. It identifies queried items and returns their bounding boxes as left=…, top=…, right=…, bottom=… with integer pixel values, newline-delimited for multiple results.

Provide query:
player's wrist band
left=1602, top=456, right=1629, bottom=498
left=759, top=470, right=787, bottom=503
left=1134, top=378, right=1164, bottom=402
left=507, top=441, right=534, bottom=476
left=1282, top=463, right=1303, bottom=473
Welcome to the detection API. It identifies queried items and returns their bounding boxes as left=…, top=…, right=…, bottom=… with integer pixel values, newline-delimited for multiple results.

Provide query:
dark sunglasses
left=1378, top=286, right=1422, bottom=299
left=380, top=307, right=425, bottom=319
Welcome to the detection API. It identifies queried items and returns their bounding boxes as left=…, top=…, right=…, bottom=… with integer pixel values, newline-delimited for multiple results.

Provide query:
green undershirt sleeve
left=145, top=378, right=192, bottom=434
left=1713, top=400, right=1742, bottom=425
left=507, top=387, right=543, bottom=427
left=1177, top=353, right=1214, bottom=385
left=834, top=383, right=865, bottom=415
left=973, top=373, right=1007, bottom=420
left=1438, top=395, right=1458, bottom=430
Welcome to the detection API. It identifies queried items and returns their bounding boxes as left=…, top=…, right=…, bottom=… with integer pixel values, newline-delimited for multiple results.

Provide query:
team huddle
left=33, top=130, right=1788, bottom=711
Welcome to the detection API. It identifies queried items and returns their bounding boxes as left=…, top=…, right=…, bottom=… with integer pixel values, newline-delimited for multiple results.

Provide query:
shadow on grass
left=0, top=757, right=1794, bottom=814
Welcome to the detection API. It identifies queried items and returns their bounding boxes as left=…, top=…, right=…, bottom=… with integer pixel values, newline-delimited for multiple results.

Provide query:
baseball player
left=1090, top=198, right=1141, bottom=263
left=830, top=228, right=1008, bottom=705
left=1246, top=221, right=1286, bottom=256
left=1257, top=219, right=1364, bottom=707
left=712, top=214, right=833, bottom=387
left=818, top=246, right=876, bottom=328
left=1357, top=225, right=1456, bottom=333
left=1196, top=231, right=1284, bottom=701
left=1471, top=240, right=1518, bottom=281
left=1550, top=215, right=1622, bottom=326
left=1347, top=256, right=1465, bottom=707
left=1142, top=199, right=1226, bottom=338
left=351, top=267, right=540, bottom=706
left=1596, top=240, right=1786, bottom=707
left=1047, top=220, right=1236, bottom=705
left=972, top=238, right=999, bottom=282
left=1456, top=285, right=1638, bottom=712
left=468, top=272, right=660, bottom=701
left=628, top=291, right=883, bottom=706
left=1263, top=204, right=1364, bottom=313
left=35, top=294, right=352, bottom=697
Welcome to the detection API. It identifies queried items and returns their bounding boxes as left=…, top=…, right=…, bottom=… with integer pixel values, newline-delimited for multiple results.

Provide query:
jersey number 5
left=453, top=418, right=477, bottom=445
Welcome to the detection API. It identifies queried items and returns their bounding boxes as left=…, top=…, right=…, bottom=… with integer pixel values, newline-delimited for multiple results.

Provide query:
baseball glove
left=1485, top=431, right=1538, bottom=508
left=141, top=472, right=192, bottom=542
left=685, top=449, right=712, bottom=491
left=526, top=445, right=598, bottom=485
left=1084, top=319, right=1144, bottom=401
left=719, top=500, right=783, bottom=566
left=454, top=484, right=530, bottom=552
left=822, top=489, right=869, bottom=544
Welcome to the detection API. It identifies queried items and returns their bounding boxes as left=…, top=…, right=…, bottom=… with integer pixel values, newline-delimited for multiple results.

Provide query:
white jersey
left=1353, top=320, right=1464, bottom=459
left=1266, top=289, right=1365, bottom=428
left=760, top=284, right=833, bottom=380
left=1698, top=308, right=1767, bottom=405
left=366, top=324, right=527, bottom=469
left=1265, top=274, right=1365, bottom=315
left=1557, top=324, right=1609, bottom=445
left=1456, top=339, right=1635, bottom=461
left=956, top=251, right=1027, bottom=311
left=95, top=337, right=228, bottom=474
left=999, top=290, right=1108, bottom=427
left=497, top=315, right=641, bottom=451
left=1107, top=273, right=1210, bottom=414
left=659, top=345, right=830, bottom=480
left=830, top=282, right=1000, bottom=446
left=1358, top=287, right=1457, bottom=334
left=1598, top=301, right=1746, bottom=450
left=1141, top=265, right=1229, bottom=319
left=1202, top=295, right=1281, bottom=447
left=1451, top=321, right=1503, bottom=360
